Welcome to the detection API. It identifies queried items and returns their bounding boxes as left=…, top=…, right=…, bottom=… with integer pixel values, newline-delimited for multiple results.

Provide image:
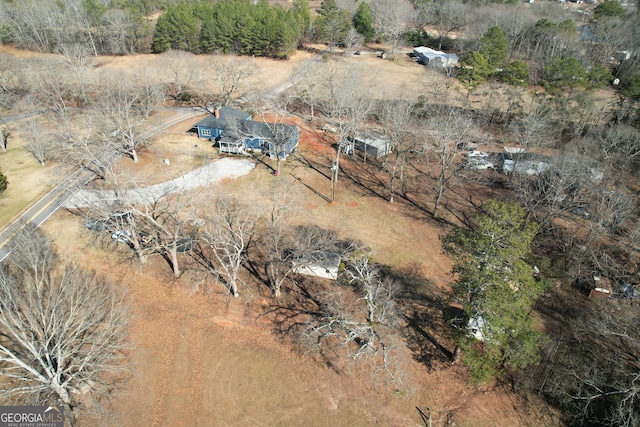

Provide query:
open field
left=0, top=120, right=59, bottom=225
left=0, top=46, right=557, bottom=426
left=40, top=114, right=552, bottom=427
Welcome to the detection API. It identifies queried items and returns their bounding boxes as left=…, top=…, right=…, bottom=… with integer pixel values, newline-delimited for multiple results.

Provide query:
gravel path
left=66, top=157, right=256, bottom=208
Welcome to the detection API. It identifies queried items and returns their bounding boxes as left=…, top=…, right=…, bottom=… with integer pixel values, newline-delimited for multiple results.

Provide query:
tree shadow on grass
left=258, top=277, right=348, bottom=374
left=338, top=156, right=390, bottom=201
left=259, top=277, right=326, bottom=335
left=385, top=263, right=456, bottom=371
left=256, top=256, right=458, bottom=374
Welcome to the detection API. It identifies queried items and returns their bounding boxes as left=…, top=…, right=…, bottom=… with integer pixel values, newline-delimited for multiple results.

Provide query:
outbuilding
left=349, top=131, right=392, bottom=158
left=292, top=252, right=341, bottom=280
left=413, top=46, right=458, bottom=68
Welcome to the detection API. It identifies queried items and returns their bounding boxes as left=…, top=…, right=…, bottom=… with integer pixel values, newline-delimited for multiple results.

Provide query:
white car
left=112, top=230, right=132, bottom=244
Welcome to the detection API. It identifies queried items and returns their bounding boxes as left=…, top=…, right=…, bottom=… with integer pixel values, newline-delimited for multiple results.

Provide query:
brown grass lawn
left=0, top=119, right=59, bottom=226
left=2, top=46, right=558, bottom=427
left=41, top=115, right=552, bottom=427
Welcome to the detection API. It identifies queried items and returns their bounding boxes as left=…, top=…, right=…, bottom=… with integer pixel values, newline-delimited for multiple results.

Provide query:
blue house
left=194, top=107, right=251, bottom=139
left=194, top=107, right=299, bottom=159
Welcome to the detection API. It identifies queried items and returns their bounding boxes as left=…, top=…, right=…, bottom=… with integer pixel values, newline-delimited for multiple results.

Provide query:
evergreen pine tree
left=480, top=26, right=508, bottom=71
left=443, top=201, right=548, bottom=382
left=353, top=2, right=374, bottom=43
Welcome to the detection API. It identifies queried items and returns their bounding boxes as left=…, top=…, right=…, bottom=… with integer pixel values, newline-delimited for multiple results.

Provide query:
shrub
left=0, top=169, right=7, bottom=193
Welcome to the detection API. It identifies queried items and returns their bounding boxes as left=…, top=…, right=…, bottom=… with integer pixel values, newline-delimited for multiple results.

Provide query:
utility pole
left=330, top=157, right=338, bottom=202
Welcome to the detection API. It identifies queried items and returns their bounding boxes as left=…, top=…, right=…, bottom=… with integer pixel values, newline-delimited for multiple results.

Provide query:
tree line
left=2, top=0, right=640, bottom=108
left=152, top=0, right=310, bottom=58
left=0, top=0, right=156, bottom=55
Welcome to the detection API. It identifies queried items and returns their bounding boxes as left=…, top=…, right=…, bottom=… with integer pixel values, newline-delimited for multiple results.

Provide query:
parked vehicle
left=571, top=207, right=590, bottom=219
left=85, top=218, right=108, bottom=232
left=112, top=230, right=132, bottom=244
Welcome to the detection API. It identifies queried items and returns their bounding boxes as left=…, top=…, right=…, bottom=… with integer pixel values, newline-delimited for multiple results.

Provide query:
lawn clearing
left=0, top=119, right=58, bottom=226
left=2, top=45, right=559, bottom=427
left=37, top=112, right=547, bottom=427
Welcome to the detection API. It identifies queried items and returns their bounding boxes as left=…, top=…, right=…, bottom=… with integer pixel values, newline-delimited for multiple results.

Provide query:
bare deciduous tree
left=342, top=28, right=364, bottom=56
left=0, top=53, right=25, bottom=110
left=54, top=112, right=116, bottom=181
left=425, top=109, right=476, bottom=218
left=92, top=73, right=148, bottom=163
left=311, top=62, right=374, bottom=200
left=114, top=184, right=199, bottom=278
left=158, top=49, right=202, bottom=101
left=100, top=8, right=140, bottom=55
left=0, top=227, right=128, bottom=421
left=63, top=0, right=98, bottom=56
left=531, top=299, right=640, bottom=427
left=245, top=91, right=299, bottom=176
left=421, top=0, right=470, bottom=51
left=205, top=53, right=254, bottom=108
left=199, top=196, right=257, bottom=297
left=24, top=117, right=50, bottom=166
left=0, top=0, right=63, bottom=52
left=293, top=66, right=320, bottom=119
left=72, top=166, right=201, bottom=276
left=591, top=188, right=636, bottom=234
left=25, top=57, right=73, bottom=114
left=262, top=178, right=298, bottom=298
left=505, top=99, right=557, bottom=178
left=593, top=123, right=640, bottom=177
left=134, top=68, right=166, bottom=119
left=515, top=153, right=593, bottom=227
left=58, top=42, right=95, bottom=103
left=299, top=255, right=399, bottom=363
left=370, top=0, right=414, bottom=60
left=494, top=7, right=536, bottom=60
left=379, top=99, right=418, bottom=203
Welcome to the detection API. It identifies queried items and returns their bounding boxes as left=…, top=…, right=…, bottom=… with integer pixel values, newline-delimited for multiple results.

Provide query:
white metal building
left=413, top=46, right=458, bottom=68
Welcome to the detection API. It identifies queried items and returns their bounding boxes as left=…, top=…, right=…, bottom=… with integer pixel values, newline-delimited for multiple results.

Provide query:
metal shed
left=413, top=46, right=458, bottom=68
left=350, top=131, right=392, bottom=158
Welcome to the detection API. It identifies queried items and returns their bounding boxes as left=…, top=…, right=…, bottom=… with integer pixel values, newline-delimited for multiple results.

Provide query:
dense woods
left=152, top=0, right=310, bottom=57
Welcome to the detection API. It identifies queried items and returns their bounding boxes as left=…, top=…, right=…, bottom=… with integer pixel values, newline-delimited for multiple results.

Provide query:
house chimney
left=214, top=107, right=220, bottom=119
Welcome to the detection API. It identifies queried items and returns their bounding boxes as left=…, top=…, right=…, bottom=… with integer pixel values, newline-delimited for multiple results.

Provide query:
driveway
left=65, top=157, right=255, bottom=209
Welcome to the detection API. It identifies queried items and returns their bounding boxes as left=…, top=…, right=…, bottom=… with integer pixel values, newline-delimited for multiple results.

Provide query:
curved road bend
left=0, top=108, right=201, bottom=262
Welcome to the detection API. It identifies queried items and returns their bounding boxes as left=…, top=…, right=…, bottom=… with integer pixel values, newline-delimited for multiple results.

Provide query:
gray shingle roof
left=196, top=107, right=297, bottom=140
left=194, top=107, right=251, bottom=130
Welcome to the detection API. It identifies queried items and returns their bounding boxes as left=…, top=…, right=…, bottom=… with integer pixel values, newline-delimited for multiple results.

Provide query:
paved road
left=0, top=108, right=201, bottom=262
left=0, top=48, right=328, bottom=262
